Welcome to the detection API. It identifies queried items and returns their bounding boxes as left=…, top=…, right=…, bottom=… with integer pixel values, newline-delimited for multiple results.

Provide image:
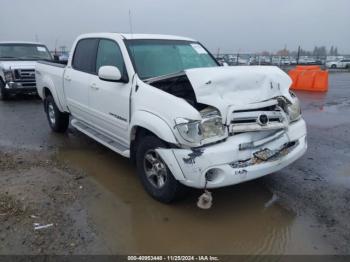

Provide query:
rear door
left=88, top=38, right=131, bottom=143
left=64, top=38, right=98, bottom=122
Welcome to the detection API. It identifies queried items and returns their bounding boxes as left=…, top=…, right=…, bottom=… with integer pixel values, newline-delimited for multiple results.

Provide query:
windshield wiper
left=145, top=71, right=186, bottom=83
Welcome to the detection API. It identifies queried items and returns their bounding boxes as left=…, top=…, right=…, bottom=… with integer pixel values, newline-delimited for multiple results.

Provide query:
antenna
left=128, top=9, right=136, bottom=62
left=54, top=38, right=58, bottom=55
left=128, top=9, right=134, bottom=39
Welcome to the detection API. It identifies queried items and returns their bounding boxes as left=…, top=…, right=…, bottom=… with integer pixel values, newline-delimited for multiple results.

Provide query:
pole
left=217, top=48, right=220, bottom=58
left=297, top=46, right=301, bottom=65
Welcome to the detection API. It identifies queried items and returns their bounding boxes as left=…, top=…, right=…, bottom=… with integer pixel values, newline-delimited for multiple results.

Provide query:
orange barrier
left=288, top=66, right=328, bottom=92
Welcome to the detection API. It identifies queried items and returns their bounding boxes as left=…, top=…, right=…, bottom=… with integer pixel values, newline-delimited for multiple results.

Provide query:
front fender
left=130, top=110, right=178, bottom=145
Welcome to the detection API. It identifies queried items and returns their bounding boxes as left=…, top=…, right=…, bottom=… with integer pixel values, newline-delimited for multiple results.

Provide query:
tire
left=331, top=64, right=337, bottom=69
left=136, top=135, right=187, bottom=203
left=44, top=95, right=69, bottom=133
left=0, top=81, right=9, bottom=101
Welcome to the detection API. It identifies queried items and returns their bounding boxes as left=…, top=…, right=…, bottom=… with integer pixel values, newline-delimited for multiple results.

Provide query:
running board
left=71, top=119, right=130, bottom=158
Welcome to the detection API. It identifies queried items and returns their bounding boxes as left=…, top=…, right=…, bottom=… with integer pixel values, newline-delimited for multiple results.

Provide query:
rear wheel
left=0, top=81, right=9, bottom=101
left=45, top=95, right=69, bottom=133
left=136, top=135, right=187, bottom=203
left=331, top=64, right=337, bottom=69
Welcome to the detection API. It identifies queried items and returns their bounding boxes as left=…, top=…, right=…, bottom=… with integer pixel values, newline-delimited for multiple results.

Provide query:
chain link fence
left=215, top=54, right=350, bottom=69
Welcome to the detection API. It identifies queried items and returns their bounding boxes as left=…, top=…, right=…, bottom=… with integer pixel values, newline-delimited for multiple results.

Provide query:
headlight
left=287, top=92, right=301, bottom=122
left=175, top=119, right=203, bottom=143
left=4, top=70, right=13, bottom=82
left=200, top=115, right=225, bottom=139
left=175, top=109, right=226, bottom=144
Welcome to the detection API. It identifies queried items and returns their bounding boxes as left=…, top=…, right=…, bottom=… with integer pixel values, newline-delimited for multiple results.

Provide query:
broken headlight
left=175, top=119, right=203, bottom=143
left=287, top=92, right=301, bottom=122
left=175, top=109, right=226, bottom=144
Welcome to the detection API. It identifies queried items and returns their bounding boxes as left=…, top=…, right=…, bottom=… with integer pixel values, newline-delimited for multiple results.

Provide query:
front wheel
left=45, top=95, right=69, bottom=133
left=136, top=136, right=187, bottom=203
left=331, top=64, right=337, bottom=69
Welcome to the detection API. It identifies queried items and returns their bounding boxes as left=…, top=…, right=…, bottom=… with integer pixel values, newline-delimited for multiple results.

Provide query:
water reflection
left=56, top=148, right=332, bottom=255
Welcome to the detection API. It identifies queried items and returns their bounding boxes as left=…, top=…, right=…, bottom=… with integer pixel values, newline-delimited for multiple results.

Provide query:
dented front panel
left=184, top=66, right=293, bottom=121
left=156, top=119, right=307, bottom=189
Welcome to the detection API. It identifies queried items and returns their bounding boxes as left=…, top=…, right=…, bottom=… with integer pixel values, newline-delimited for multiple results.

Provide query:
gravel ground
left=0, top=149, right=104, bottom=254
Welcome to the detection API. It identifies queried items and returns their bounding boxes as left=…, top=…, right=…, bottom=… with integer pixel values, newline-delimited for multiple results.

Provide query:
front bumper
left=5, top=82, right=37, bottom=94
left=157, top=119, right=307, bottom=189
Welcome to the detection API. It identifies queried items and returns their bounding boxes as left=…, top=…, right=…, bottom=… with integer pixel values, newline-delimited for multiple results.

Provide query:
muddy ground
left=0, top=73, right=349, bottom=255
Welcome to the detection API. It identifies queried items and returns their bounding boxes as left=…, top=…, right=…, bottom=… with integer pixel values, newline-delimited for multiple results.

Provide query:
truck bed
left=38, top=60, right=67, bottom=68
left=35, top=60, right=68, bottom=112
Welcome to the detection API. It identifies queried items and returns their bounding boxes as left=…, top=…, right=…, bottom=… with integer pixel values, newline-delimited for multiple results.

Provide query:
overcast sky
left=1, top=0, right=349, bottom=54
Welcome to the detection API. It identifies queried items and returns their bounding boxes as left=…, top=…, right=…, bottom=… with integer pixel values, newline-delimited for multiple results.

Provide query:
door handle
left=90, top=83, right=99, bottom=90
left=64, top=75, right=71, bottom=82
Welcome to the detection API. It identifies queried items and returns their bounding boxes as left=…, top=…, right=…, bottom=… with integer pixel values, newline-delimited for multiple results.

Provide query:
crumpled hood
left=0, top=60, right=37, bottom=70
left=185, top=66, right=293, bottom=119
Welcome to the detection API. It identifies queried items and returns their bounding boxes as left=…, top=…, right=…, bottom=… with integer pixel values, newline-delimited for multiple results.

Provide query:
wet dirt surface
left=0, top=73, right=350, bottom=255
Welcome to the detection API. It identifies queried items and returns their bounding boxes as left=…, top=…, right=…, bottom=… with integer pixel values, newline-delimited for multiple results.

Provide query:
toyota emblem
left=257, top=114, right=269, bottom=126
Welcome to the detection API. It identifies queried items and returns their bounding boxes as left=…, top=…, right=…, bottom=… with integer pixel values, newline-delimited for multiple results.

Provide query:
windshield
left=0, top=43, right=52, bottom=60
left=126, top=40, right=218, bottom=79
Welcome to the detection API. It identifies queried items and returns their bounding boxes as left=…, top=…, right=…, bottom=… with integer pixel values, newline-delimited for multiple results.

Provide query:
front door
left=88, top=38, right=131, bottom=144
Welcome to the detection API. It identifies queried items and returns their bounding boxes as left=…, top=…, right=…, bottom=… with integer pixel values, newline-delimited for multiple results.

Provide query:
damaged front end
left=147, top=66, right=307, bottom=189
left=228, top=94, right=301, bottom=135
left=156, top=118, right=307, bottom=189
left=146, top=66, right=302, bottom=148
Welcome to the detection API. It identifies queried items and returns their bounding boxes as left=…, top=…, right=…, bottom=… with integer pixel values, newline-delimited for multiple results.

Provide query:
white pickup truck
left=0, top=41, right=52, bottom=100
left=36, top=33, right=307, bottom=203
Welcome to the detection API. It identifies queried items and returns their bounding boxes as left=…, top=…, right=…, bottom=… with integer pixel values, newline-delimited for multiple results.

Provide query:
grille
left=14, top=69, right=36, bottom=82
left=229, top=100, right=287, bottom=133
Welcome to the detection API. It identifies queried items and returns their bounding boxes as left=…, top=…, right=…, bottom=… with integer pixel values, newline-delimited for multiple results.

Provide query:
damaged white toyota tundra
left=36, top=33, right=307, bottom=203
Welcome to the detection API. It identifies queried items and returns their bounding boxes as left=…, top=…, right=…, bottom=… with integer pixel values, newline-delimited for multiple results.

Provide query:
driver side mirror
left=98, top=66, right=122, bottom=82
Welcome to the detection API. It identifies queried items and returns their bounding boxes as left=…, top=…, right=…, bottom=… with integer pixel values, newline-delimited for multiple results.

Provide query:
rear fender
left=40, top=75, right=65, bottom=112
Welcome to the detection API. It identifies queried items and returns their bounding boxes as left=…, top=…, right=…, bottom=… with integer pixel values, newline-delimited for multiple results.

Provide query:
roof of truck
left=121, top=33, right=195, bottom=41
left=0, top=41, right=45, bottom=45
left=77, top=33, right=196, bottom=42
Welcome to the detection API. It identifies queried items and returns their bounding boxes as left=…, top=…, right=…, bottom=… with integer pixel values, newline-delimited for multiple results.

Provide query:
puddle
left=296, top=93, right=350, bottom=127
left=294, top=73, right=350, bottom=128
left=302, top=109, right=350, bottom=127
left=56, top=147, right=335, bottom=255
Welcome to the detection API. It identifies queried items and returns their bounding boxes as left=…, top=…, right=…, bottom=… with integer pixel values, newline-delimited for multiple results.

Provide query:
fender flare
left=130, top=110, right=178, bottom=145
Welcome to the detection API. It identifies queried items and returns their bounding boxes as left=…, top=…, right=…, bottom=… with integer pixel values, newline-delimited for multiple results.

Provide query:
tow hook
left=197, top=179, right=213, bottom=209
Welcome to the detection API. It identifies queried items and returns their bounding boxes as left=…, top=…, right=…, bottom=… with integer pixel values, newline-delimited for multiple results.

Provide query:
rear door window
left=72, top=38, right=99, bottom=73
